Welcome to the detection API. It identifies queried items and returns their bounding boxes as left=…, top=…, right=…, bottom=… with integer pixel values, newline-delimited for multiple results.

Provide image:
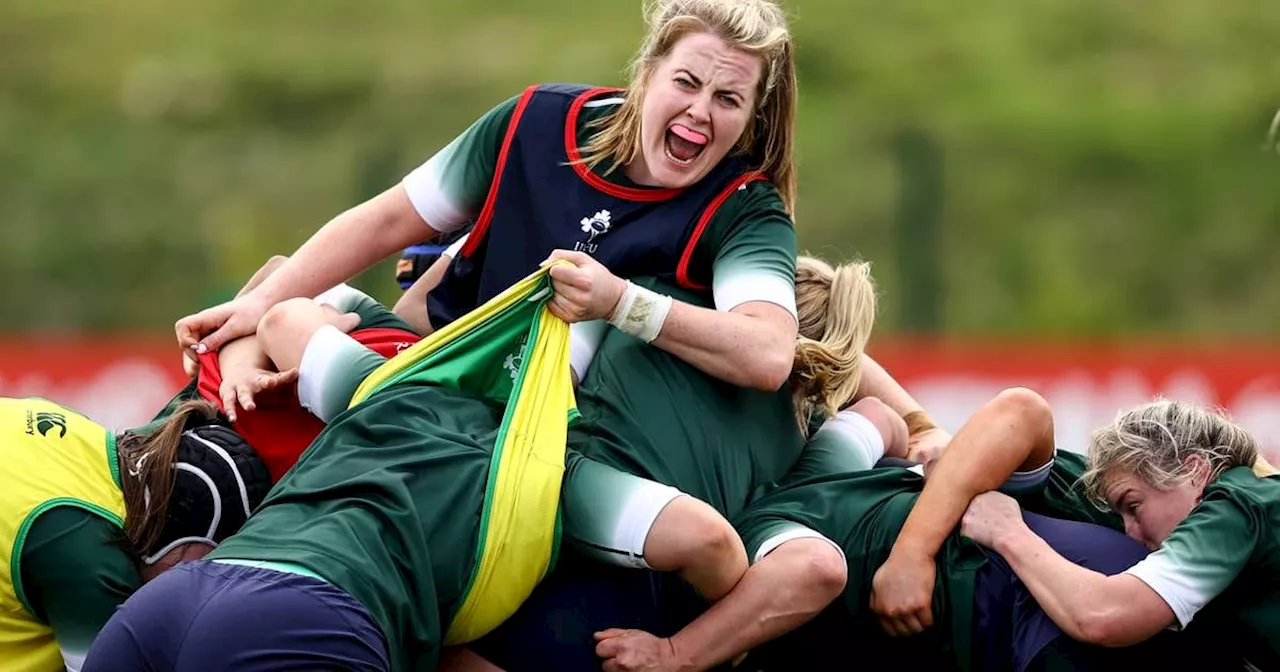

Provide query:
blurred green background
left=3, top=0, right=1278, bottom=336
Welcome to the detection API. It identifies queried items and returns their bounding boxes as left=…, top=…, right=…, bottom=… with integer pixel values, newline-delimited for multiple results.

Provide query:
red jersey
left=196, top=327, right=420, bottom=481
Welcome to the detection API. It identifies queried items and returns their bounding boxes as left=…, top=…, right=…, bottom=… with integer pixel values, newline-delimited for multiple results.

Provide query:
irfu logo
left=573, top=210, right=612, bottom=254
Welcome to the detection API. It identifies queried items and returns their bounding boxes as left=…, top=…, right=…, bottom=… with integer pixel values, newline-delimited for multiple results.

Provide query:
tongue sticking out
left=666, top=124, right=708, bottom=163
left=671, top=124, right=708, bottom=145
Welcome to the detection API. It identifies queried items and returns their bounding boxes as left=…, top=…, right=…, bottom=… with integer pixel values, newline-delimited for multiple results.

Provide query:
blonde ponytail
left=790, top=256, right=877, bottom=433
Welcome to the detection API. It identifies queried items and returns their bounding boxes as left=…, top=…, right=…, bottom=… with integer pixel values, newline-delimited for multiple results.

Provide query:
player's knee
left=648, top=496, right=744, bottom=572
left=791, top=540, right=847, bottom=600
left=759, top=537, right=846, bottom=610
left=681, top=499, right=744, bottom=569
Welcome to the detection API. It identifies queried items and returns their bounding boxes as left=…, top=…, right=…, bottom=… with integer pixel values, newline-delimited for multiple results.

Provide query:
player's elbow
left=1073, top=604, right=1151, bottom=648
left=744, top=325, right=795, bottom=391
left=747, top=348, right=793, bottom=391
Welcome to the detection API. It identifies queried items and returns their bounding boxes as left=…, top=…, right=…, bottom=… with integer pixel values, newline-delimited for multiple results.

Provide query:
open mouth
left=664, top=124, right=708, bottom=166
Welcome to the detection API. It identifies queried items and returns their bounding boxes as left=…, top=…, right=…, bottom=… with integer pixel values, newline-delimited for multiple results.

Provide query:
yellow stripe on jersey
left=350, top=262, right=576, bottom=645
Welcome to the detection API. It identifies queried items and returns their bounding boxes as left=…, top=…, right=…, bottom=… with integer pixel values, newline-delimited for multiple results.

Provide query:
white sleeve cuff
left=312, top=283, right=371, bottom=313
left=817, top=410, right=887, bottom=471
left=401, top=158, right=471, bottom=234
left=753, top=526, right=846, bottom=566
left=713, top=273, right=798, bottom=321
left=569, top=320, right=607, bottom=383
left=298, top=325, right=367, bottom=423
left=1123, top=553, right=1203, bottom=629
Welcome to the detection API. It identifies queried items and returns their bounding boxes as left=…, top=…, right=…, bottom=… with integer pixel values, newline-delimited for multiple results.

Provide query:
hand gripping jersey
left=0, top=398, right=125, bottom=672
left=191, top=325, right=420, bottom=482
left=351, top=261, right=577, bottom=646
left=427, top=83, right=759, bottom=327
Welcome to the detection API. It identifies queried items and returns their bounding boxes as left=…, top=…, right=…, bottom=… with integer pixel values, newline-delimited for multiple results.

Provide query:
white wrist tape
left=607, top=281, right=673, bottom=344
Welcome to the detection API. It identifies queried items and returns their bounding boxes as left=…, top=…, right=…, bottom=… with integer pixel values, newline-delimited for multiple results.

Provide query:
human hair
left=117, top=399, right=224, bottom=559
left=790, top=255, right=877, bottom=433
left=578, top=0, right=798, bottom=211
left=1081, top=399, right=1261, bottom=508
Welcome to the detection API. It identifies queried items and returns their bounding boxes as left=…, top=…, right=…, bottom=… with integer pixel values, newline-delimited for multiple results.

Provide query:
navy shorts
left=470, top=550, right=707, bottom=672
left=973, top=511, right=1152, bottom=672
left=83, top=560, right=389, bottom=671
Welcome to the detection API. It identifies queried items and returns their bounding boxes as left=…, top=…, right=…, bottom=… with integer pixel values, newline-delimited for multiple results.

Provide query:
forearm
left=996, top=526, right=1143, bottom=645
left=249, top=186, right=437, bottom=306
left=855, top=356, right=924, bottom=416
left=217, top=334, right=273, bottom=376
left=890, top=389, right=1054, bottom=559
left=649, top=300, right=795, bottom=392
left=236, top=255, right=289, bottom=298
left=669, top=540, right=843, bottom=671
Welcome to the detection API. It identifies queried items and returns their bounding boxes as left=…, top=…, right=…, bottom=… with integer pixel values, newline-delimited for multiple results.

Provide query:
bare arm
left=890, top=387, right=1054, bottom=560
left=178, top=185, right=440, bottom=354
left=213, top=255, right=302, bottom=419
left=870, top=387, right=1056, bottom=635
left=392, top=235, right=469, bottom=336
left=543, top=251, right=796, bottom=392
left=854, top=356, right=925, bottom=416
left=248, top=186, right=438, bottom=308
left=596, top=539, right=846, bottom=672
left=990, top=520, right=1174, bottom=646
left=648, top=300, right=796, bottom=391
left=856, top=356, right=953, bottom=463
left=236, top=255, right=291, bottom=299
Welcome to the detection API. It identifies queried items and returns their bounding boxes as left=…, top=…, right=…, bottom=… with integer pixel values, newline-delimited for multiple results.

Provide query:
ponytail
left=118, top=399, right=223, bottom=558
left=790, top=256, right=877, bottom=433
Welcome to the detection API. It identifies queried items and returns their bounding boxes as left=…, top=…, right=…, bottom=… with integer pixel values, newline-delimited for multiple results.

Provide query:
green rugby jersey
left=735, top=445, right=1134, bottom=669
left=569, top=277, right=804, bottom=520
left=1123, top=468, right=1280, bottom=667
left=209, top=383, right=500, bottom=671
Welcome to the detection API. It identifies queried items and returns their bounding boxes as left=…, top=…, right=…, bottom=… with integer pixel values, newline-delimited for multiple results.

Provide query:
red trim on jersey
left=196, top=326, right=421, bottom=482
left=460, top=85, right=539, bottom=258
left=675, top=172, right=766, bottom=290
left=564, top=88, right=684, bottom=202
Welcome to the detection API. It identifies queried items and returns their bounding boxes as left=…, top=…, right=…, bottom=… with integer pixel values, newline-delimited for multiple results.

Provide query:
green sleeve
left=1019, top=451, right=1124, bottom=530
left=19, top=506, right=141, bottom=671
left=1124, top=485, right=1258, bottom=628
left=313, top=283, right=420, bottom=334
left=696, top=180, right=798, bottom=316
left=401, top=94, right=520, bottom=233
left=352, top=298, right=416, bottom=333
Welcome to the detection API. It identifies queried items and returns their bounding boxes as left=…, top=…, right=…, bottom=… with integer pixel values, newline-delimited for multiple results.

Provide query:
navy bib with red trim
left=428, top=83, right=757, bottom=328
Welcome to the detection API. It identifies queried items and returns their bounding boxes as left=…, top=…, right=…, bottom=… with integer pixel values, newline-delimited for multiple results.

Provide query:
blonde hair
left=578, top=0, right=798, bottom=211
left=790, top=255, right=877, bottom=432
left=1081, top=399, right=1261, bottom=508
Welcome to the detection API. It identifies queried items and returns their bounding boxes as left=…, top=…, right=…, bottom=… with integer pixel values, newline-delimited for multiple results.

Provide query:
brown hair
left=790, top=255, right=878, bottom=432
left=117, top=399, right=222, bottom=558
left=577, top=0, right=799, bottom=211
